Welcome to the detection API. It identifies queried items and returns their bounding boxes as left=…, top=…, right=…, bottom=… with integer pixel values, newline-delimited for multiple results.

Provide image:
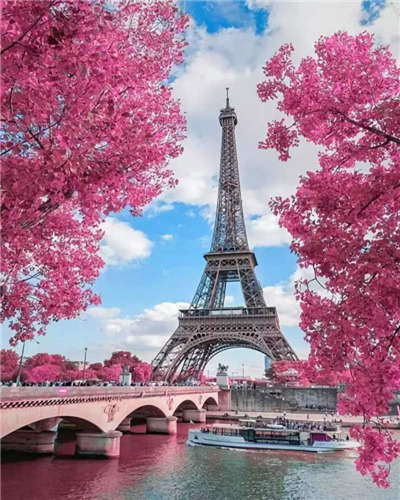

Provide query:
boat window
left=239, top=420, right=256, bottom=428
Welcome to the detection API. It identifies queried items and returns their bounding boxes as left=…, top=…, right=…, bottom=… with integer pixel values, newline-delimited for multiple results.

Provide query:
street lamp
left=82, top=347, right=88, bottom=383
left=16, top=339, right=39, bottom=385
left=15, top=342, right=26, bottom=385
left=242, top=363, right=245, bottom=379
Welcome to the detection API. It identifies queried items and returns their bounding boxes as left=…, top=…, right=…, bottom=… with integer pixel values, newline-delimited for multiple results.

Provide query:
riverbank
left=206, top=410, right=400, bottom=429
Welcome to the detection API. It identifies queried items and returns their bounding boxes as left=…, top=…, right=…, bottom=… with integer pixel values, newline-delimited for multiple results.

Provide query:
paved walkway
left=206, top=410, right=400, bottom=428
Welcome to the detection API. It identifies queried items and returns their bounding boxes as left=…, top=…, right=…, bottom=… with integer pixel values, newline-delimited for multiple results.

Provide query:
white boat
left=187, top=419, right=360, bottom=453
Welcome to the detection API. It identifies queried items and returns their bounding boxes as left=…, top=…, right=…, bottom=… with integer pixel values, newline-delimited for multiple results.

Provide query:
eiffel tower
left=151, top=90, right=298, bottom=382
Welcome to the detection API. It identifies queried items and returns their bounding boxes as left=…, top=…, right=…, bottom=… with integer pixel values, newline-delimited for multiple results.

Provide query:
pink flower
left=258, top=31, right=400, bottom=486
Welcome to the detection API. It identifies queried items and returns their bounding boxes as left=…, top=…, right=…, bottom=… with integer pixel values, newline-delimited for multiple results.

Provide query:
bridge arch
left=172, top=399, right=200, bottom=416
left=115, top=404, right=167, bottom=429
left=202, top=396, right=218, bottom=410
left=2, top=414, right=103, bottom=438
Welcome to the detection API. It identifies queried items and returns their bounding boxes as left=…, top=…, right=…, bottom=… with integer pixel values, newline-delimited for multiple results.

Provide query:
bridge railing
left=0, top=385, right=218, bottom=402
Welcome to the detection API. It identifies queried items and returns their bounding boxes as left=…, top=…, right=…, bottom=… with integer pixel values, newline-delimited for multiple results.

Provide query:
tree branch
left=333, top=110, right=400, bottom=145
left=357, top=183, right=400, bottom=216
left=1, top=12, right=46, bottom=55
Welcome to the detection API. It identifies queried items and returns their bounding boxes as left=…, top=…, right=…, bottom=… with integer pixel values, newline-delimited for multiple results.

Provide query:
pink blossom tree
left=104, top=351, right=140, bottom=373
left=270, top=360, right=312, bottom=387
left=25, top=352, right=66, bottom=369
left=89, top=362, right=103, bottom=372
left=133, top=361, right=152, bottom=382
left=1, top=0, right=188, bottom=345
left=0, top=349, right=19, bottom=381
left=24, top=363, right=62, bottom=383
left=62, top=367, right=98, bottom=382
left=258, top=31, right=400, bottom=486
left=98, top=364, right=122, bottom=382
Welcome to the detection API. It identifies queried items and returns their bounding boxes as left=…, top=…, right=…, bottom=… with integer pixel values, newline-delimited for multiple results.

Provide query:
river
left=1, top=423, right=399, bottom=500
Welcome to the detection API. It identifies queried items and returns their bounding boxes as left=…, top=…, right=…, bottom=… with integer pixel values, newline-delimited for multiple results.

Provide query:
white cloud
left=262, top=265, right=329, bottom=327
left=224, top=295, right=235, bottom=304
left=99, top=217, right=153, bottom=266
left=247, top=212, right=291, bottom=248
left=86, top=307, right=121, bottom=320
left=161, top=234, right=174, bottom=241
left=90, top=301, right=190, bottom=359
left=263, top=281, right=300, bottom=327
left=159, top=0, right=399, bottom=248
left=144, top=201, right=175, bottom=217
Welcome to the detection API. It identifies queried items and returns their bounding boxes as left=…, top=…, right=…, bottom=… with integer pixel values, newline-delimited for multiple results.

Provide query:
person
left=346, top=435, right=350, bottom=441
left=307, top=414, right=309, bottom=420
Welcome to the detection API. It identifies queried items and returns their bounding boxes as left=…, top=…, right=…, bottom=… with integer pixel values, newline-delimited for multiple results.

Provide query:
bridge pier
left=146, top=417, right=177, bottom=435
left=117, top=417, right=132, bottom=433
left=182, top=409, right=206, bottom=423
left=75, top=431, right=122, bottom=458
left=1, top=429, right=56, bottom=454
left=218, top=389, right=232, bottom=411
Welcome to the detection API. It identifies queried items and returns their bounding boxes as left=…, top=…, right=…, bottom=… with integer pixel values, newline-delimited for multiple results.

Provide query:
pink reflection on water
left=1, top=422, right=200, bottom=500
left=1, top=422, right=398, bottom=500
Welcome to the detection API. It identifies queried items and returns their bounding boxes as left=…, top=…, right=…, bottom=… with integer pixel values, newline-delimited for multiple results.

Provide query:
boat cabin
left=209, top=421, right=336, bottom=446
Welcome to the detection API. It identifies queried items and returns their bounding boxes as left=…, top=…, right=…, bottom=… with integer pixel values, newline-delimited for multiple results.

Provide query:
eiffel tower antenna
left=151, top=90, right=298, bottom=382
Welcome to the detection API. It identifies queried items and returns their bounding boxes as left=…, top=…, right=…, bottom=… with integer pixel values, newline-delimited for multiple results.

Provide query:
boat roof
left=208, top=423, right=339, bottom=434
left=210, top=423, right=302, bottom=433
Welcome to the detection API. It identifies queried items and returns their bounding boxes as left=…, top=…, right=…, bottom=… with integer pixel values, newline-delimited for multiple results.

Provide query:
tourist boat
left=187, top=419, right=360, bottom=453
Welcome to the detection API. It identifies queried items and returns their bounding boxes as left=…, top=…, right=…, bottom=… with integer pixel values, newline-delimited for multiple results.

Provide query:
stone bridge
left=0, top=385, right=219, bottom=457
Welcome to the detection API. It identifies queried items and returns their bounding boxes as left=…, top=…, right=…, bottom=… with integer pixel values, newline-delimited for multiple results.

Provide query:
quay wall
left=231, top=387, right=338, bottom=412
left=388, top=392, right=400, bottom=416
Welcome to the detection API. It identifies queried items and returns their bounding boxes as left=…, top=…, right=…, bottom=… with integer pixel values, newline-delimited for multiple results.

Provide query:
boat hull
left=187, top=431, right=359, bottom=453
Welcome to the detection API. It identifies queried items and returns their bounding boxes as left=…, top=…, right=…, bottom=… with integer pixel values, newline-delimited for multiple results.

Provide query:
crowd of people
left=1, top=380, right=156, bottom=387
left=271, top=416, right=335, bottom=432
left=0, top=379, right=201, bottom=388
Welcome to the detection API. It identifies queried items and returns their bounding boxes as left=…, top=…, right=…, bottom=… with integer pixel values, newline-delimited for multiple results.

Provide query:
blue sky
left=4, top=0, right=398, bottom=378
left=183, top=0, right=269, bottom=35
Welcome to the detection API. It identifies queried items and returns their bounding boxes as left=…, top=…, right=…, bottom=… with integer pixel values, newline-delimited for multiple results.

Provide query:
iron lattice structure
left=151, top=91, right=298, bottom=382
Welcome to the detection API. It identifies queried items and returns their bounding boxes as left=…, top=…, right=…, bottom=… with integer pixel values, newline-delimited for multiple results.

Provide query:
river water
left=1, top=423, right=399, bottom=500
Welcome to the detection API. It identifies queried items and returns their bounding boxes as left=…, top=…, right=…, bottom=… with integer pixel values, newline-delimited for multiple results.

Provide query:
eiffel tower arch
left=151, top=90, right=298, bottom=382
